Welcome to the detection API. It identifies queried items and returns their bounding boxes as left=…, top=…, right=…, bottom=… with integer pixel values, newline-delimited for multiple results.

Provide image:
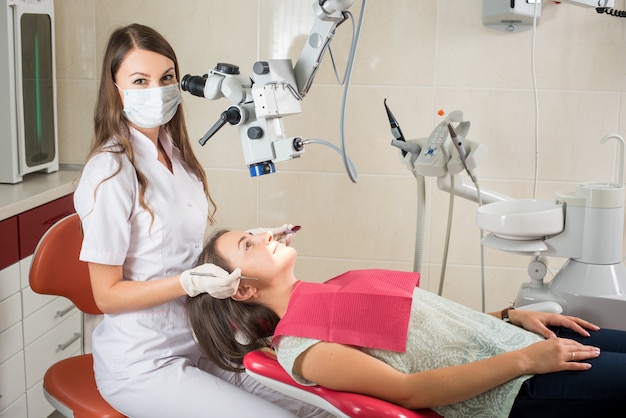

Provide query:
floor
left=47, top=411, right=64, bottom=418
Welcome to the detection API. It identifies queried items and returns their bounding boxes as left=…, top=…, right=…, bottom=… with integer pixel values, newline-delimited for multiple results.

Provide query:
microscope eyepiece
left=181, top=74, right=208, bottom=98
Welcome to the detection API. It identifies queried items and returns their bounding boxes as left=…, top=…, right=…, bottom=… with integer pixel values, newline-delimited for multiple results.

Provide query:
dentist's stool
left=244, top=349, right=442, bottom=418
left=29, top=213, right=126, bottom=418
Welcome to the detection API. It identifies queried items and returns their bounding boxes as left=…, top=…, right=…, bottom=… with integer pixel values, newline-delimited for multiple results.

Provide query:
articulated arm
left=294, top=0, right=353, bottom=96
left=181, top=0, right=355, bottom=177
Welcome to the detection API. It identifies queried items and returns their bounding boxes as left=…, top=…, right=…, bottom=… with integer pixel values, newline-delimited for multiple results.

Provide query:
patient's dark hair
left=186, top=229, right=280, bottom=372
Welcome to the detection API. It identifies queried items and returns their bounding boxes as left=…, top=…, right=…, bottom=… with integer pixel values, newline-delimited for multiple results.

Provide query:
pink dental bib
left=273, top=269, right=419, bottom=352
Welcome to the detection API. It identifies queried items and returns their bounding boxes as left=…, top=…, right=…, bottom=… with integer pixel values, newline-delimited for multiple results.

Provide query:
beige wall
left=54, top=0, right=626, bottom=312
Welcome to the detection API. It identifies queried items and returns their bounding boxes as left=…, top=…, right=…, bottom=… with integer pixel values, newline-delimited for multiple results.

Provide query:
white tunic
left=74, top=127, right=209, bottom=380
left=275, top=287, right=543, bottom=418
left=73, top=128, right=330, bottom=417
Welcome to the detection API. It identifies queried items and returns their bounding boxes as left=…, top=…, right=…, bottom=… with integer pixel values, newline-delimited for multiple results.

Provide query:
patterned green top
left=274, top=287, right=543, bottom=418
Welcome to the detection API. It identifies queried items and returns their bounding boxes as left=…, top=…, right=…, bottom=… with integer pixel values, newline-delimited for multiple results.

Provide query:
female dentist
left=74, top=23, right=330, bottom=418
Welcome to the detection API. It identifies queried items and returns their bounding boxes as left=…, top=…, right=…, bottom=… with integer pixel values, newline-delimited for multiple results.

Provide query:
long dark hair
left=187, top=229, right=280, bottom=372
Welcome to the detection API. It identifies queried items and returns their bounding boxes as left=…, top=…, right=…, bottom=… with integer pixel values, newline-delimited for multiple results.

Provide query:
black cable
left=596, top=7, right=626, bottom=17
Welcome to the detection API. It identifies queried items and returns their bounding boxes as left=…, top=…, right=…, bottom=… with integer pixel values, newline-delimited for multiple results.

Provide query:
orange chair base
left=43, top=354, right=126, bottom=418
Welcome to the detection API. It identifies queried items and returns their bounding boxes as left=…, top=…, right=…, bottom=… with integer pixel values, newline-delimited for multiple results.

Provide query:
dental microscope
left=387, top=104, right=626, bottom=331
left=181, top=0, right=357, bottom=177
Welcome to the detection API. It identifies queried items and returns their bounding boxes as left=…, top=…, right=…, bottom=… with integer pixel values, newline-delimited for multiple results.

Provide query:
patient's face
left=216, top=230, right=297, bottom=281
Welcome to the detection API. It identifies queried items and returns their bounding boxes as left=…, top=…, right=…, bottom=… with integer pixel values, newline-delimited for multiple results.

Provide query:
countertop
left=0, top=169, right=81, bottom=221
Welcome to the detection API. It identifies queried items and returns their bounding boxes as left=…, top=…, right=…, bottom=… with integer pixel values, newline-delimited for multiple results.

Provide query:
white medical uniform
left=74, top=127, right=330, bottom=418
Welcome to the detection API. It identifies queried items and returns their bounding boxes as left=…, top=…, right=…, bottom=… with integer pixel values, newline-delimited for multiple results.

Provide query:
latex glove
left=246, top=224, right=297, bottom=246
left=180, top=264, right=242, bottom=298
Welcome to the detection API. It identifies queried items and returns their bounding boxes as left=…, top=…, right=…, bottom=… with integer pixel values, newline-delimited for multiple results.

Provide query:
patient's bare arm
left=295, top=338, right=599, bottom=410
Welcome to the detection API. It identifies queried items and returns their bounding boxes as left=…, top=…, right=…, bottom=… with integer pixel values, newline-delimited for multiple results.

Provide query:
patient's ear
left=231, top=284, right=257, bottom=302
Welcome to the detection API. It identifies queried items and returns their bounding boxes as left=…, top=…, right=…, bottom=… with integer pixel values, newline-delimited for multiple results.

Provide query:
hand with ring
left=515, top=338, right=600, bottom=374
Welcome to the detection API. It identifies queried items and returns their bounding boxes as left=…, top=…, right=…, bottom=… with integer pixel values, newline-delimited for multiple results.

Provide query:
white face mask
left=120, top=84, right=182, bottom=129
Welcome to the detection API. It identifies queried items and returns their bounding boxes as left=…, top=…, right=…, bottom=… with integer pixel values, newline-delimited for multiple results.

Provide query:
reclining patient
left=186, top=229, right=626, bottom=418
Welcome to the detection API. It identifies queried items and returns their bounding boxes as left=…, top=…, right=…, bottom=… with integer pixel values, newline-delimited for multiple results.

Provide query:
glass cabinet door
left=20, top=13, right=55, bottom=167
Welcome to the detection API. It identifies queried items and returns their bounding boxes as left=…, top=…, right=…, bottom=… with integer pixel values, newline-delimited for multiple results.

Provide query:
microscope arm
left=182, top=1, right=357, bottom=176
left=293, top=0, right=354, bottom=96
left=185, top=0, right=355, bottom=103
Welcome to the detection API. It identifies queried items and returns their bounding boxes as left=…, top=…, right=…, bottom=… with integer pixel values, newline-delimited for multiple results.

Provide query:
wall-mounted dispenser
left=1, top=0, right=58, bottom=184
left=482, top=0, right=543, bottom=32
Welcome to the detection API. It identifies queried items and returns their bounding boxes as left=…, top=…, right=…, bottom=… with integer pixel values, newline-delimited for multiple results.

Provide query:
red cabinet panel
left=18, top=194, right=74, bottom=259
left=0, top=216, right=19, bottom=270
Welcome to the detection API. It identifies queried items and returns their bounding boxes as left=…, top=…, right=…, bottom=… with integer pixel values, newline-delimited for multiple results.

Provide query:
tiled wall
left=54, top=0, right=626, bottom=312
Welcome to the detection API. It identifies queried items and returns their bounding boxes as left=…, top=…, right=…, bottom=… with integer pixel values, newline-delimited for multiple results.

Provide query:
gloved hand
left=246, top=224, right=297, bottom=246
left=180, top=263, right=242, bottom=298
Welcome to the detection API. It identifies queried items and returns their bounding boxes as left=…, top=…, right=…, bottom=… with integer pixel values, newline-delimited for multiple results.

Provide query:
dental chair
left=244, top=349, right=442, bottom=418
left=29, top=213, right=126, bottom=418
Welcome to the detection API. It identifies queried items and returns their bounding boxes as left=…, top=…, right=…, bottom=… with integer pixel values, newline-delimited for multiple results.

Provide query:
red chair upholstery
left=29, top=213, right=126, bottom=418
left=244, top=349, right=442, bottom=418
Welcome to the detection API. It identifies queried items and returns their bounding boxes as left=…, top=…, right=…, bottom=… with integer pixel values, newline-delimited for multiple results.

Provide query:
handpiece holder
left=400, top=110, right=487, bottom=179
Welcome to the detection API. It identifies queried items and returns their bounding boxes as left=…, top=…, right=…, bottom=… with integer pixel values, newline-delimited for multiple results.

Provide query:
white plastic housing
left=476, top=199, right=564, bottom=240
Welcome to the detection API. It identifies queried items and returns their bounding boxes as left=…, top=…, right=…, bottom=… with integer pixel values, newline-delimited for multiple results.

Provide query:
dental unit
left=384, top=0, right=626, bottom=331
left=387, top=104, right=626, bottom=332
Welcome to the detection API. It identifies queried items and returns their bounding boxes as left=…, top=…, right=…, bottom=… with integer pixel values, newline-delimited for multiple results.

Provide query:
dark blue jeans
left=509, top=327, right=626, bottom=417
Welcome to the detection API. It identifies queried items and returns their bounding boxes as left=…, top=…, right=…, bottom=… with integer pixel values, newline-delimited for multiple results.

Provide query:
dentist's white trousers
left=97, top=356, right=333, bottom=418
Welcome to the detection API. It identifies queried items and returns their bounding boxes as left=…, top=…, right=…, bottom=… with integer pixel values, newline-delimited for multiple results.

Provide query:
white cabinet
left=0, top=315, right=23, bottom=365
left=0, top=396, right=26, bottom=418
left=0, top=194, right=79, bottom=418
left=0, top=352, right=25, bottom=412
left=0, top=216, right=23, bottom=414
